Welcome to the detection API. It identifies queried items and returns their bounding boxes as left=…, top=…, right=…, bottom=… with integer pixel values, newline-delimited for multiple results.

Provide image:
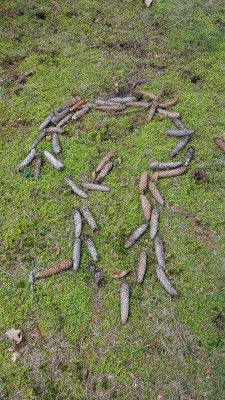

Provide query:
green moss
left=0, top=0, right=224, bottom=399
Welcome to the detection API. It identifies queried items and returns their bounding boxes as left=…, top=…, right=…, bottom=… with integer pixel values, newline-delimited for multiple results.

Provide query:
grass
left=0, top=0, right=225, bottom=399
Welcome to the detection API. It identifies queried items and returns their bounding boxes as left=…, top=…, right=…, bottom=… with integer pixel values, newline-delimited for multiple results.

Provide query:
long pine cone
left=155, top=266, right=178, bottom=297
left=148, top=181, right=164, bottom=206
left=151, top=166, right=187, bottom=180
left=33, top=155, right=42, bottom=180
left=120, top=282, right=130, bottom=325
left=138, top=171, right=148, bottom=195
left=136, top=250, right=147, bottom=284
left=124, top=223, right=148, bottom=249
left=150, top=208, right=159, bottom=240
left=96, top=150, right=115, bottom=173
left=170, top=136, right=190, bottom=158
left=140, top=195, right=151, bottom=221
left=154, top=236, right=166, bottom=271
left=96, top=161, right=113, bottom=183
left=35, top=259, right=73, bottom=278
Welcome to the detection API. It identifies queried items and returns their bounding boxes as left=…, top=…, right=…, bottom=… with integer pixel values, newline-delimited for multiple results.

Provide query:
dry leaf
left=157, top=390, right=163, bottom=400
left=153, top=53, right=159, bottom=60
left=147, top=314, right=153, bottom=321
left=130, top=372, right=136, bottom=379
left=151, top=172, right=158, bottom=182
left=112, top=269, right=131, bottom=279
left=45, top=134, right=52, bottom=141
left=145, top=0, right=153, bottom=7
left=51, top=0, right=61, bottom=11
left=53, top=242, right=61, bottom=256
left=11, top=351, right=20, bottom=362
left=6, top=328, right=22, bottom=344
left=115, top=157, right=122, bottom=165
left=222, top=132, right=225, bottom=140
left=34, top=326, right=43, bottom=340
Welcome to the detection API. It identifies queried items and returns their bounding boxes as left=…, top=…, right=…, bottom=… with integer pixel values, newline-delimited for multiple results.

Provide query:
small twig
left=0, top=268, right=17, bottom=276
left=160, top=337, right=174, bottom=356
left=170, top=297, right=188, bottom=351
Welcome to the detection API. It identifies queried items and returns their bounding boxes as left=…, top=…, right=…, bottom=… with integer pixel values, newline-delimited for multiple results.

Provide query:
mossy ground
left=0, top=1, right=225, bottom=399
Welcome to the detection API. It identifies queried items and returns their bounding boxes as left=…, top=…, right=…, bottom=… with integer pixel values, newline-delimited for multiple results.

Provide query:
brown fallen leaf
left=11, top=351, right=20, bottom=362
left=92, top=170, right=97, bottom=182
left=157, top=390, right=163, bottom=400
left=130, top=372, right=136, bottom=379
left=151, top=172, right=158, bottom=183
left=158, top=114, right=165, bottom=121
left=115, top=157, right=122, bottom=165
left=51, top=0, right=61, bottom=11
left=112, top=269, right=131, bottom=279
left=147, top=314, right=153, bottom=321
left=6, top=328, right=22, bottom=344
left=34, top=326, right=43, bottom=340
left=6, top=328, right=26, bottom=352
left=53, top=242, right=61, bottom=256
left=222, top=133, right=225, bottom=140
left=15, top=69, right=35, bottom=83
left=145, top=0, right=153, bottom=7
left=45, top=134, right=52, bottom=141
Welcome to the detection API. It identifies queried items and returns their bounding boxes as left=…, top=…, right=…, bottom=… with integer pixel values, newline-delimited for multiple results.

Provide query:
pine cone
left=170, top=136, right=190, bottom=158
left=44, top=127, right=64, bottom=133
left=72, top=208, right=82, bottom=238
left=52, top=133, right=61, bottom=154
left=83, top=236, right=98, bottom=261
left=166, top=129, right=194, bottom=137
left=153, top=236, right=166, bottom=271
left=30, top=131, right=48, bottom=150
left=70, top=99, right=84, bottom=111
left=51, top=108, right=71, bottom=125
left=38, top=112, right=54, bottom=131
left=73, top=238, right=81, bottom=271
left=157, top=109, right=180, bottom=119
left=136, top=250, right=147, bottom=284
left=148, top=161, right=183, bottom=170
left=33, top=155, right=42, bottom=180
left=125, top=101, right=150, bottom=108
left=96, top=161, right=113, bottom=183
left=43, top=151, right=63, bottom=170
left=17, top=149, right=35, bottom=172
left=215, top=138, right=225, bottom=154
left=148, top=181, right=164, bottom=206
left=155, top=266, right=178, bottom=297
left=124, top=223, right=148, bottom=249
left=64, top=176, right=88, bottom=199
left=80, top=205, right=99, bottom=233
left=95, top=105, right=125, bottom=112
left=56, top=98, right=81, bottom=113
left=184, top=147, right=195, bottom=166
left=81, top=182, right=110, bottom=192
left=56, top=113, right=72, bottom=127
left=108, top=96, right=137, bottom=103
left=120, top=282, right=130, bottom=325
left=152, top=166, right=187, bottom=179
left=35, top=259, right=73, bottom=278
left=138, top=171, right=148, bottom=195
left=72, top=107, right=89, bottom=121
left=140, top=195, right=151, bottom=221
left=96, top=150, right=115, bottom=173
left=150, top=208, right=159, bottom=240
left=172, top=118, right=185, bottom=130
left=147, top=100, right=158, bottom=122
